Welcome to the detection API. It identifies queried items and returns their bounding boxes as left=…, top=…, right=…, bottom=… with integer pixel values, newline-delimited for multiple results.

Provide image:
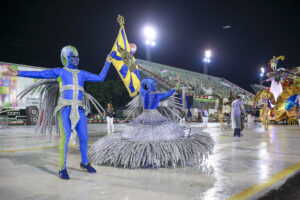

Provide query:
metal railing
left=0, top=116, right=8, bottom=128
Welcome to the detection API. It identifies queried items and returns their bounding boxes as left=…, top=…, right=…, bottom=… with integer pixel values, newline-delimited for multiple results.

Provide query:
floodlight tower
left=144, top=26, right=156, bottom=62
left=203, top=50, right=212, bottom=75
left=260, top=67, right=265, bottom=85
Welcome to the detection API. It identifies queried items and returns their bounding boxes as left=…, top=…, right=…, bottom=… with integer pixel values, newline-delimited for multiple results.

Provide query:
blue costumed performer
left=89, top=15, right=214, bottom=168
left=3, top=45, right=112, bottom=179
left=89, top=77, right=214, bottom=168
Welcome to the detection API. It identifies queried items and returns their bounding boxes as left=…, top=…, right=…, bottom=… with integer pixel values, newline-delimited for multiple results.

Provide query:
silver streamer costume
left=54, top=67, right=84, bottom=133
left=89, top=79, right=214, bottom=168
left=18, top=79, right=105, bottom=140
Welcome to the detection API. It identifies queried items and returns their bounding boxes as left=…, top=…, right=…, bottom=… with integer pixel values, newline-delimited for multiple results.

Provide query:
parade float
left=255, top=56, right=300, bottom=125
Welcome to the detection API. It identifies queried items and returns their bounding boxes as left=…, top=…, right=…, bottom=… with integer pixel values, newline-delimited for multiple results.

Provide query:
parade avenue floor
left=1, top=123, right=300, bottom=200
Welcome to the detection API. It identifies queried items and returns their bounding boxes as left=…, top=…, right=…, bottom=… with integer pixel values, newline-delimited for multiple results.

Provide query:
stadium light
left=205, top=50, right=212, bottom=58
left=144, top=26, right=157, bottom=61
left=144, top=26, right=156, bottom=40
left=260, top=67, right=265, bottom=85
left=203, top=50, right=212, bottom=75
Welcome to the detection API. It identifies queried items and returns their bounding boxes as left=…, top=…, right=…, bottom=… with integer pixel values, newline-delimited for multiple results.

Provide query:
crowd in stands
left=138, top=64, right=253, bottom=99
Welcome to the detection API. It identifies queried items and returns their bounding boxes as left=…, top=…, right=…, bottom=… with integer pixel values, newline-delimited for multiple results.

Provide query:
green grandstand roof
left=136, top=59, right=254, bottom=97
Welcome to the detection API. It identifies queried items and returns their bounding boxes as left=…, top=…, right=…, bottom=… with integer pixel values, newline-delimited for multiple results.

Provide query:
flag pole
left=110, top=15, right=124, bottom=55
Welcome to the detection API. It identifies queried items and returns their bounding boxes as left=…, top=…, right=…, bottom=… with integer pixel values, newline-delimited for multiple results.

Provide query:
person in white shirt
left=231, top=96, right=244, bottom=137
left=202, top=107, right=209, bottom=128
left=247, top=112, right=255, bottom=129
left=104, top=103, right=115, bottom=134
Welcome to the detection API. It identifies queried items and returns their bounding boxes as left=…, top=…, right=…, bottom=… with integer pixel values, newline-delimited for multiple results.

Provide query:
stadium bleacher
left=137, top=59, right=254, bottom=107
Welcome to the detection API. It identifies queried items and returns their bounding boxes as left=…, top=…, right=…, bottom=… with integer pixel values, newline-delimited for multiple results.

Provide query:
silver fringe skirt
left=89, top=110, right=214, bottom=168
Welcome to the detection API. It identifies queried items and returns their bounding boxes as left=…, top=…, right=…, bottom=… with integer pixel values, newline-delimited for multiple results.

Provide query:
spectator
left=298, top=107, right=300, bottom=126
left=202, top=107, right=209, bottom=128
left=179, top=109, right=186, bottom=125
left=219, top=112, right=225, bottom=131
left=231, top=96, right=244, bottom=137
left=197, top=109, right=202, bottom=122
left=104, top=103, right=115, bottom=134
left=247, top=112, right=255, bottom=129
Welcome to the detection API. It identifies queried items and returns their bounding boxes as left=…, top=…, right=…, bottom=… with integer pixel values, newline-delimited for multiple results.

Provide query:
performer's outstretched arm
left=84, top=61, right=111, bottom=82
left=85, top=55, right=112, bottom=82
left=18, top=68, right=61, bottom=79
left=157, top=82, right=180, bottom=100
left=158, top=88, right=176, bottom=100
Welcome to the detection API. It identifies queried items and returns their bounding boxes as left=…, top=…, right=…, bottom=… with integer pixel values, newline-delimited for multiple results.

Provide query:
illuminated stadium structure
left=137, top=59, right=255, bottom=110
left=0, top=60, right=255, bottom=117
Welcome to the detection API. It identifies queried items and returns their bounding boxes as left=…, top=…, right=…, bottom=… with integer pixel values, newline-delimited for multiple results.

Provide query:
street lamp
left=260, top=67, right=265, bottom=85
left=203, top=50, right=212, bottom=75
left=144, top=26, right=156, bottom=61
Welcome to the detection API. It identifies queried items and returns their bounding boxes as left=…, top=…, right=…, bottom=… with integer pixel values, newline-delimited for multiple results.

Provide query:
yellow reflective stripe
left=57, top=76, right=63, bottom=98
left=58, top=111, right=65, bottom=170
left=227, top=161, right=300, bottom=200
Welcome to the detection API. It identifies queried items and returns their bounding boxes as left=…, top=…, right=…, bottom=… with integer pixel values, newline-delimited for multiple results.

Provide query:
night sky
left=0, top=0, right=299, bottom=92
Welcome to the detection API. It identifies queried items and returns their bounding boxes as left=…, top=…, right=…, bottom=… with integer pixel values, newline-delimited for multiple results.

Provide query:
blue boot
left=80, top=162, right=97, bottom=173
left=59, top=169, right=70, bottom=180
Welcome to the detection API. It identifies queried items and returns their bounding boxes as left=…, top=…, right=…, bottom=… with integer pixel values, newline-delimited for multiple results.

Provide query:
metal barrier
left=0, top=116, right=8, bottom=128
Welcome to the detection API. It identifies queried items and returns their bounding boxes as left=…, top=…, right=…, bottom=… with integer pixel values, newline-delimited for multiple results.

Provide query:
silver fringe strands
left=18, top=79, right=105, bottom=140
left=89, top=95, right=214, bottom=169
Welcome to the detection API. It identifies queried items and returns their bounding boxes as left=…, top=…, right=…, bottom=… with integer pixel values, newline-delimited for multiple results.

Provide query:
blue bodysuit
left=18, top=62, right=110, bottom=170
left=139, top=78, right=176, bottom=110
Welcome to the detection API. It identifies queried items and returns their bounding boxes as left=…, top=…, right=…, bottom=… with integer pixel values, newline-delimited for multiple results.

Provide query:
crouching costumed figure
left=89, top=78, right=214, bottom=168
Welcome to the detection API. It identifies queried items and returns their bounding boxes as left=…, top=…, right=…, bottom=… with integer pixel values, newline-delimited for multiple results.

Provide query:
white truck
left=0, top=61, right=47, bottom=125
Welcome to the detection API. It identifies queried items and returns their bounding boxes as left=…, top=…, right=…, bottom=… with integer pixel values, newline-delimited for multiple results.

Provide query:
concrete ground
left=1, top=123, right=300, bottom=200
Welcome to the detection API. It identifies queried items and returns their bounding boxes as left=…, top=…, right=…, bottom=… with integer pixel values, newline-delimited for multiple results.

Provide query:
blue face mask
left=68, top=53, right=79, bottom=68
left=141, top=78, right=158, bottom=93
left=61, top=45, right=80, bottom=68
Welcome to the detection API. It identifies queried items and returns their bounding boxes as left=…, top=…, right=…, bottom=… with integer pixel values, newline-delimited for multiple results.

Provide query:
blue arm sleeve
left=18, top=68, right=61, bottom=79
left=157, top=88, right=175, bottom=100
left=85, top=61, right=111, bottom=82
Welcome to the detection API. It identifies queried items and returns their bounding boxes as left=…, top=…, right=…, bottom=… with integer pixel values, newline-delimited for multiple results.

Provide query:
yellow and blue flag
left=110, top=24, right=141, bottom=97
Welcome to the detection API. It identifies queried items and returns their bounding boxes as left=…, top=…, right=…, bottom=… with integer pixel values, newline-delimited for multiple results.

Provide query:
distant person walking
left=219, top=112, right=225, bottom=131
left=105, top=103, right=115, bottom=134
left=197, top=108, right=202, bottom=122
left=179, top=109, right=186, bottom=126
left=297, top=95, right=300, bottom=126
left=262, top=102, right=271, bottom=130
left=202, top=107, right=209, bottom=128
left=247, top=112, right=255, bottom=129
left=298, top=107, right=300, bottom=126
left=231, top=96, right=244, bottom=137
